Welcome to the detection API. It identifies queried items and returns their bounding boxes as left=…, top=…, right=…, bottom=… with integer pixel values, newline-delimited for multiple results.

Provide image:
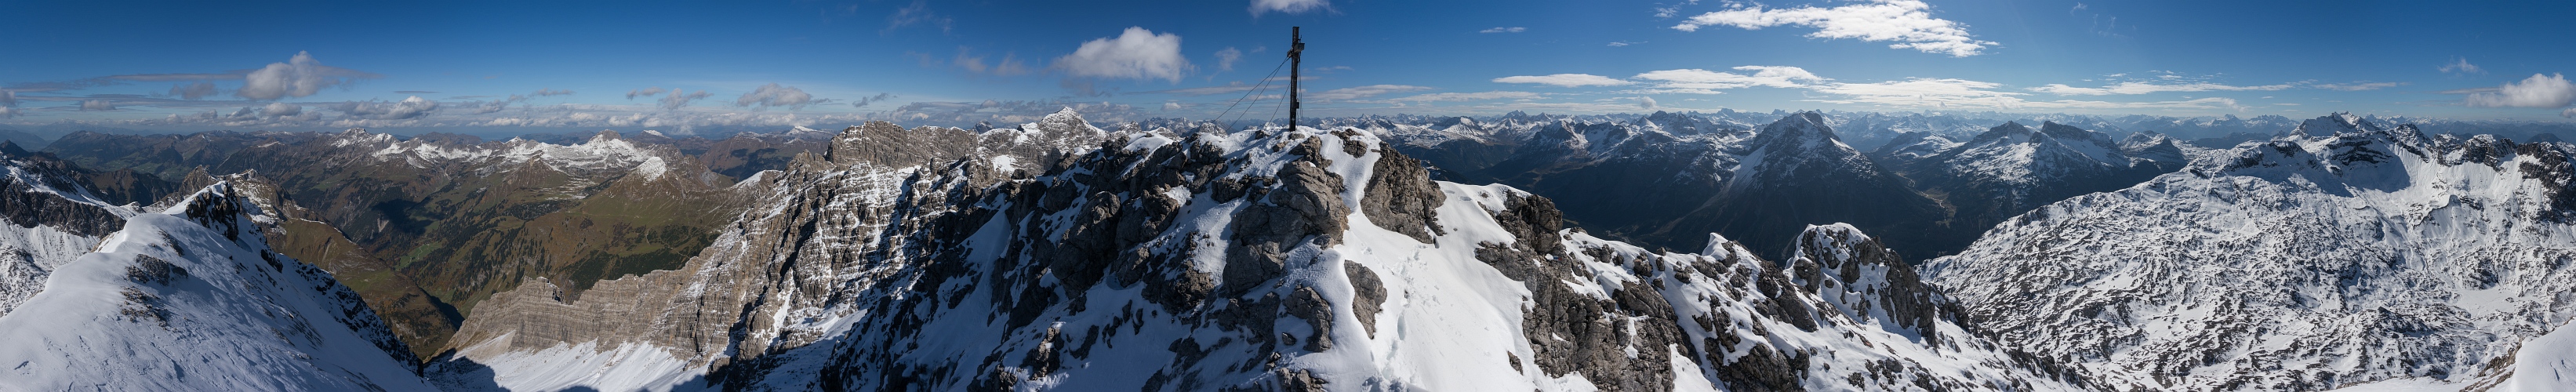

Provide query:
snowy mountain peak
left=2292, top=111, right=2383, bottom=137
left=1930, top=122, right=2576, bottom=390
left=2038, top=121, right=2113, bottom=145
left=1747, top=111, right=1846, bottom=152
left=0, top=181, right=434, bottom=391
left=1784, top=223, right=1938, bottom=338
left=1970, top=121, right=2038, bottom=143
left=1029, top=107, right=1099, bottom=133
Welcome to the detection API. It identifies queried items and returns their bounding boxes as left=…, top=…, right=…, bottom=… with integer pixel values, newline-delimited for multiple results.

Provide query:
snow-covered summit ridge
left=444, top=119, right=2100, bottom=391
left=0, top=153, right=150, bottom=317
left=1926, top=114, right=2576, bottom=391
left=0, top=181, right=434, bottom=391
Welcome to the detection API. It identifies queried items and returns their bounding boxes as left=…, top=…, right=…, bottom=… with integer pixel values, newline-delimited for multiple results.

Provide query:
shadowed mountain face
left=1350, top=111, right=2206, bottom=261
left=1883, top=121, right=2195, bottom=248
left=1357, top=112, right=2000, bottom=260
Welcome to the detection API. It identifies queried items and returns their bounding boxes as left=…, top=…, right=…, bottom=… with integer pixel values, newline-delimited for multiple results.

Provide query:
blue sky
left=2, top=0, right=2571, bottom=132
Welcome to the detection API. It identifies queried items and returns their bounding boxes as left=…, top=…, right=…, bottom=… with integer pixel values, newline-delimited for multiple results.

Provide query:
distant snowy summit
left=1927, top=113, right=2576, bottom=391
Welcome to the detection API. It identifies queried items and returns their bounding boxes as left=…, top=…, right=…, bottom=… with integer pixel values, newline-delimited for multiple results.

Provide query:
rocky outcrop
left=0, top=161, right=127, bottom=237
left=1359, top=140, right=1445, bottom=243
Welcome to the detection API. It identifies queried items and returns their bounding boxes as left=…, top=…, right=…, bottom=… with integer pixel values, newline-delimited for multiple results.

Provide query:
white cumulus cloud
left=1055, top=27, right=1193, bottom=83
left=1493, top=74, right=1634, bottom=87
left=1672, top=0, right=1995, bottom=56
left=238, top=52, right=372, bottom=100
left=1637, top=96, right=1659, bottom=109
left=736, top=83, right=816, bottom=110
left=2465, top=73, right=2575, bottom=108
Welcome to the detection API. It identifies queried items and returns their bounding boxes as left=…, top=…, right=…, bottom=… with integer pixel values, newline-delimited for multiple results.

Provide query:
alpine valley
left=1, top=109, right=2571, bottom=392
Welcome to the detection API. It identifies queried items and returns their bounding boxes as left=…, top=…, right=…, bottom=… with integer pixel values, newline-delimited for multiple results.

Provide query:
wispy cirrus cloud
left=735, top=83, right=816, bottom=110
left=1492, top=74, right=1633, bottom=87
left=1630, top=66, right=1824, bottom=93
left=1380, top=91, right=1541, bottom=103
left=950, top=47, right=1035, bottom=78
left=1249, top=0, right=1329, bottom=16
left=1671, top=0, right=1995, bottom=56
left=169, top=82, right=219, bottom=100
left=2029, top=82, right=2298, bottom=96
left=1812, top=78, right=2246, bottom=111
left=1215, top=47, right=1244, bottom=71
left=885, top=0, right=953, bottom=34
left=2315, top=82, right=2403, bottom=92
left=1480, top=27, right=1527, bottom=33
left=1138, top=82, right=1261, bottom=96
left=2440, top=57, right=2484, bottom=75
left=659, top=89, right=714, bottom=110
left=1309, top=85, right=1433, bottom=100
left=851, top=93, right=896, bottom=109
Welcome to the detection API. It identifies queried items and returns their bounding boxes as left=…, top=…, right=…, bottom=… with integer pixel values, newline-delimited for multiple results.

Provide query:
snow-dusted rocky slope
left=438, top=111, right=2101, bottom=391
left=0, top=153, right=142, bottom=317
left=1925, top=114, right=2576, bottom=391
left=0, top=183, right=432, bottom=390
